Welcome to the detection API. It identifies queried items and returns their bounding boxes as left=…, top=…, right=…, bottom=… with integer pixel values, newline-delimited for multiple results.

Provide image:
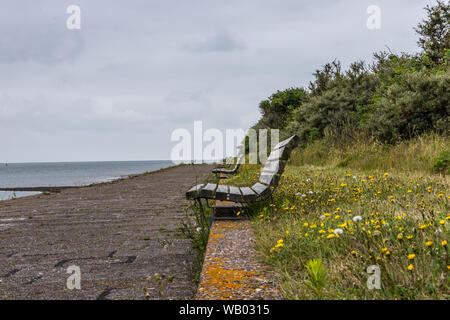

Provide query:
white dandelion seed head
left=334, top=228, right=344, bottom=235
left=352, top=215, right=363, bottom=222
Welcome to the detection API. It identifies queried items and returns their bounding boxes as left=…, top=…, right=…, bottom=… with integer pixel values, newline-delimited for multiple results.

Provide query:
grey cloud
left=0, top=0, right=434, bottom=162
left=0, top=4, right=84, bottom=64
left=183, top=30, right=245, bottom=53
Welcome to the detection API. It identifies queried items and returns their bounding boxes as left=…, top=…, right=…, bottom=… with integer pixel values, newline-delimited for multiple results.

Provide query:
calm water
left=0, top=160, right=174, bottom=201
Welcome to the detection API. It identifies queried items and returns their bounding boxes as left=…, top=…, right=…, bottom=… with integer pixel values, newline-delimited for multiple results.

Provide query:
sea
left=0, top=160, right=174, bottom=201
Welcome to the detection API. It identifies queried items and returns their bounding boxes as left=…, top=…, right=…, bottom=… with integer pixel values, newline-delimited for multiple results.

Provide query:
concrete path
left=195, top=220, right=281, bottom=300
left=0, top=164, right=212, bottom=300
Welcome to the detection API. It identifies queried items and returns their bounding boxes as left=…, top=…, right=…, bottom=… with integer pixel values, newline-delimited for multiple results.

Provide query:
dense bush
left=254, top=87, right=308, bottom=130
left=251, top=1, right=449, bottom=148
left=287, top=61, right=378, bottom=143
left=369, top=70, right=449, bottom=143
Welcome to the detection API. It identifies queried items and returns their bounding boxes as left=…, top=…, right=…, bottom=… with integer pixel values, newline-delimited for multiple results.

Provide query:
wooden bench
left=212, top=154, right=244, bottom=179
left=186, top=135, right=299, bottom=220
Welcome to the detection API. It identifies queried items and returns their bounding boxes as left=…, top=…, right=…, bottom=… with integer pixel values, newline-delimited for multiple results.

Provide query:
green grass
left=226, top=135, right=449, bottom=299
left=290, top=133, right=450, bottom=174
left=179, top=203, right=213, bottom=284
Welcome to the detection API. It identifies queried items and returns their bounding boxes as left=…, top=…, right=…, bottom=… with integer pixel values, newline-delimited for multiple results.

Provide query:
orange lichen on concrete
left=195, top=220, right=281, bottom=300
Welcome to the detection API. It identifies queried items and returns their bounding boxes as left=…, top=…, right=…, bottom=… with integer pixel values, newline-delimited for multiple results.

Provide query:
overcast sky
left=0, top=0, right=435, bottom=162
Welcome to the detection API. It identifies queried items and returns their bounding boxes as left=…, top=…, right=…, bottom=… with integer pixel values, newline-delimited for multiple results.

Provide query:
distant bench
left=186, top=135, right=299, bottom=220
left=212, top=154, right=244, bottom=179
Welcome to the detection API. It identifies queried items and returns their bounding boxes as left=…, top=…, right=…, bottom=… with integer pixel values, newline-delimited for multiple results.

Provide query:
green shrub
left=369, top=70, right=449, bottom=143
left=432, top=149, right=450, bottom=173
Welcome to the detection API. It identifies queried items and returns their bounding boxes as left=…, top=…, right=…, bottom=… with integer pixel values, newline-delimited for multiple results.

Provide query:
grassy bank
left=227, top=137, right=449, bottom=299
left=290, top=133, right=449, bottom=174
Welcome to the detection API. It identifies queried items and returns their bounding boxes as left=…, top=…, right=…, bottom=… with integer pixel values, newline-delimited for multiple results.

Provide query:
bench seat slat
left=240, top=187, right=257, bottom=202
left=199, top=183, right=218, bottom=198
left=186, top=184, right=205, bottom=199
left=251, top=183, right=272, bottom=200
left=214, top=184, right=229, bottom=201
left=228, top=186, right=242, bottom=202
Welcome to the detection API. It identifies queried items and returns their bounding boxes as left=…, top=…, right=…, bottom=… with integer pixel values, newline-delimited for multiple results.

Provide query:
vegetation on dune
left=252, top=1, right=449, bottom=146
left=228, top=164, right=449, bottom=299
left=227, top=1, right=449, bottom=299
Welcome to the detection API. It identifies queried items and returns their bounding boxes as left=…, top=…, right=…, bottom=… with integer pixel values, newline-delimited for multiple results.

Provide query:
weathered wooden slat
left=251, top=183, right=271, bottom=200
left=200, top=183, right=218, bottom=198
left=267, top=147, right=286, bottom=161
left=215, top=185, right=229, bottom=201
left=259, top=174, right=276, bottom=186
left=186, top=184, right=205, bottom=199
left=261, top=160, right=281, bottom=174
left=273, top=135, right=299, bottom=150
left=228, top=186, right=242, bottom=202
left=240, top=187, right=257, bottom=202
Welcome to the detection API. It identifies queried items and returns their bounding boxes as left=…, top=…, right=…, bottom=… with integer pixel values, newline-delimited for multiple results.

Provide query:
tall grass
left=226, top=133, right=449, bottom=299
left=290, top=133, right=449, bottom=174
left=249, top=165, right=449, bottom=299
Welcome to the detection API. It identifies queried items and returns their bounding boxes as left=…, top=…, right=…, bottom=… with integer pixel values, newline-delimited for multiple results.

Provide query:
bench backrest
left=250, top=135, right=299, bottom=200
left=186, top=135, right=299, bottom=203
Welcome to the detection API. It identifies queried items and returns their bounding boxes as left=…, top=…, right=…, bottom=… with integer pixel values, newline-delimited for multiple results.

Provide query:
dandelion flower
left=408, top=254, right=415, bottom=260
left=397, top=234, right=403, bottom=240
left=407, top=264, right=414, bottom=271
left=442, top=240, right=447, bottom=247
left=425, top=241, right=433, bottom=247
